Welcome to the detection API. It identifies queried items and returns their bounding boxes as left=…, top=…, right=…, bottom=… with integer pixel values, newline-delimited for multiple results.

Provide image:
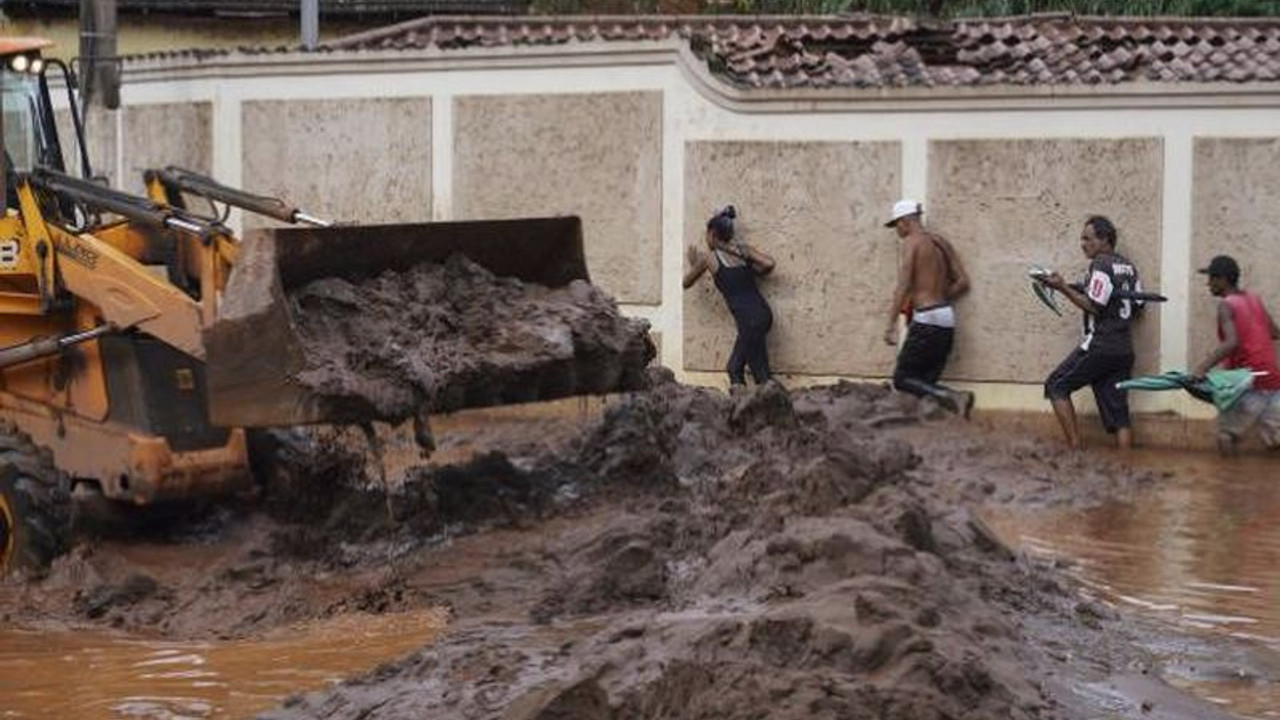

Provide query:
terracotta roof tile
left=123, top=14, right=1280, bottom=89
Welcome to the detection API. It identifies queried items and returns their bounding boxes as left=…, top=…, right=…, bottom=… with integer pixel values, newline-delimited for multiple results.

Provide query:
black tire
left=0, top=427, right=69, bottom=575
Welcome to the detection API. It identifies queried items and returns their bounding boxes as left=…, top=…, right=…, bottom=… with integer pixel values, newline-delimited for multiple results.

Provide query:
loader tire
left=0, top=426, right=69, bottom=575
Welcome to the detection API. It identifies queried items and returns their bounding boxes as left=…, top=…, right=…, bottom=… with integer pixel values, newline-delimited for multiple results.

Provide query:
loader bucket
left=205, top=216, right=602, bottom=428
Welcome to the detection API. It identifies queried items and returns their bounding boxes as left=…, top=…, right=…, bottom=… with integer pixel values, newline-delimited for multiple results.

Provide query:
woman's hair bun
left=706, top=205, right=736, bottom=241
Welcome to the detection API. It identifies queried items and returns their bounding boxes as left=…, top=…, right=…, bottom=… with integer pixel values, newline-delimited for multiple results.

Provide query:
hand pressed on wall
left=686, top=245, right=702, bottom=268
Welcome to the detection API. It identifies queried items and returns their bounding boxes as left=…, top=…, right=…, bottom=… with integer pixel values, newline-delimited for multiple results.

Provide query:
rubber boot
left=895, top=378, right=974, bottom=419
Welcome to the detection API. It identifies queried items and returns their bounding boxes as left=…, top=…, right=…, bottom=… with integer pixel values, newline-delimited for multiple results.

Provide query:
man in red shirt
left=1191, top=255, right=1280, bottom=456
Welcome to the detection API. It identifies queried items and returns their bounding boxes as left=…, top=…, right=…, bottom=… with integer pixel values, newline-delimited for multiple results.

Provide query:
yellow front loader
left=0, top=38, right=596, bottom=572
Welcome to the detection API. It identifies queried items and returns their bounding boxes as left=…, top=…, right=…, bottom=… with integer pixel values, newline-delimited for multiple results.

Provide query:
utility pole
left=78, top=0, right=120, bottom=183
left=301, top=0, right=320, bottom=50
left=79, top=0, right=119, bottom=110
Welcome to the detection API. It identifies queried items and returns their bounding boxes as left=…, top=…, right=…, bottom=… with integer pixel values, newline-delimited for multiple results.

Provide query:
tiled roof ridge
left=324, top=12, right=917, bottom=50
left=123, top=13, right=1280, bottom=89
left=969, top=12, right=1280, bottom=26
left=326, top=11, right=1280, bottom=50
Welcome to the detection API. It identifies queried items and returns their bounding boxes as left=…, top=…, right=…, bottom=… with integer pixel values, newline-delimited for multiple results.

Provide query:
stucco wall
left=53, top=108, right=94, bottom=183
left=683, top=141, right=900, bottom=377
left=1189, top=137, right=1280, bottom=369
left=452, top=92, right=663, bottom=305
left=241, top=97, right=432, bottom=227
left=928, top=138, right=1164, bottom=383
left=120, top=102, right=213, bottom=195
left=83, top=109, right=118, bottom=189
left=53, top=107, right=119, bottom=188
left=101, top=46, right=1280, bottom=419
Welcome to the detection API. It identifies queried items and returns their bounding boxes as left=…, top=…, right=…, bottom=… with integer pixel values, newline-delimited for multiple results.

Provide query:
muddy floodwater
left=6, top=384, right=1275, bottom=720
left=0, top=610, right=444, bottom=719
left=984, top=450, right=1280, bottom=718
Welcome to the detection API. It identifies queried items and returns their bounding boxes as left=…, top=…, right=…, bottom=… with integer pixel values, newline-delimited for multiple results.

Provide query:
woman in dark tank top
left=682, top=205, right=776, bottom=387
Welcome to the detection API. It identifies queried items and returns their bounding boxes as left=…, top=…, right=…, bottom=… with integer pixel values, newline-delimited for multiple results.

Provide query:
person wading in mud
left=1039, top=215, right=1142, bottom=450
left=882, top=199, right=974, bottom=417
left=1189, top=255, right=1280, bottom=456
left=683, top=205, right=776, bottom=388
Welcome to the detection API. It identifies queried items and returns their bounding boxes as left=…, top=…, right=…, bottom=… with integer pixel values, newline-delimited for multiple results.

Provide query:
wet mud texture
left=0, top=377, right=1237, bottom=719
left=289, top=254, right=655, bottom=420
left=257, top=376, right=1230, bottom=720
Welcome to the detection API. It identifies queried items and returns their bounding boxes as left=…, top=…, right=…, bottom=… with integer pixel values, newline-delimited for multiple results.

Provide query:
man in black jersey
left=1038, top=215, right=1143, bottom=450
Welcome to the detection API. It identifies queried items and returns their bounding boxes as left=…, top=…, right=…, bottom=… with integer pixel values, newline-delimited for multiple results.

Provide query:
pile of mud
left=264, top=377, right=1073, bottom=720
left=4, top=373, right=1216, bottom=718
left=288, top=254, right=655, bottom=422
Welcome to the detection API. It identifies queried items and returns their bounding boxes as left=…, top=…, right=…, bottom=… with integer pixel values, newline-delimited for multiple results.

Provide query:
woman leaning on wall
left=683, top=205, right=776, bottom=389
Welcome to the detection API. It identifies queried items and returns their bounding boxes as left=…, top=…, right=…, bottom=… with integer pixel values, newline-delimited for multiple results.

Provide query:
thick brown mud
left=288, top=254, right=655, bottom=422
left=0, top=378, right=1253, bottom=719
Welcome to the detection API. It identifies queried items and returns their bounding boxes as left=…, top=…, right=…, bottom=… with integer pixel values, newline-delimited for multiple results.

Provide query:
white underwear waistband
left=913, top=304, right=956, bottom=328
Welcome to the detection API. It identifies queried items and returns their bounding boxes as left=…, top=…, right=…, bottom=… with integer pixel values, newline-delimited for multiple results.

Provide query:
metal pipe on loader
left=0, top=324, right=115, bottom=370
left=147, top=167, right=332, bottom=227
left=29, top=168, right=218, bottom=239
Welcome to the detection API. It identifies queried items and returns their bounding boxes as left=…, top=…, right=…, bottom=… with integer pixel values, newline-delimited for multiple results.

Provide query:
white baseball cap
left=885, top=199, right=922, bottom=227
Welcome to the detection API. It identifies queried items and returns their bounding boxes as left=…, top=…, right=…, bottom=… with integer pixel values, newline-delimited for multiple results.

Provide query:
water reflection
left=0, top=610, right=444, bottom=719
left=983, top=450, right=1280, bottom=718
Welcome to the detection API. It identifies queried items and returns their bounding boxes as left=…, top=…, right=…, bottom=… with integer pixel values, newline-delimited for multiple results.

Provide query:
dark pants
left=728, top=308, right=773, bottom=385
left=1044, top=348, right=1134, bottom=432
left=893, top=321, right=955, bottom=393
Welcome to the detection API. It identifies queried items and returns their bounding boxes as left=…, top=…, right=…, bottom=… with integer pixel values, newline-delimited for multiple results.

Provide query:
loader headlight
left=29, top=58, right=43, bottom=74
left=9, top=54, right=29, bottom=73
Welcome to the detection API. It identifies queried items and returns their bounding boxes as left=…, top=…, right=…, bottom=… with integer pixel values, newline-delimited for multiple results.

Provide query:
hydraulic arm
left=29, top=167, right=218, bottom=238
left=146, top=166, right=331, bottom=227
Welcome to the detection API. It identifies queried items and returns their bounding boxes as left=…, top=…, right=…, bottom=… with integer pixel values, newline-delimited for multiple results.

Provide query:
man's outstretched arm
left=1193, top=301, right=1238, bottom=378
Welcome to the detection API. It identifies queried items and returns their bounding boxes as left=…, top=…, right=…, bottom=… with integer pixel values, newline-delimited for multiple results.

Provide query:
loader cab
left=2, top=50, right=64, bottom=174
left=1, top=38, right=90, bottom=208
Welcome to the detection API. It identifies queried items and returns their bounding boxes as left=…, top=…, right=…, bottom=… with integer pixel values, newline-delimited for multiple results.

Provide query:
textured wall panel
left=683, top=140, right=901, bottom=377
left=1190, top=138, right=1280, bottom=370
left=453, top=92, right=662, bottom=304
left=242, top=97, right=431, bottom=227
left=929, top=138, right=1163, bottom=383
left=122, top=102, right=212, bottom=195
left=54, top=108, right=116, bottom=187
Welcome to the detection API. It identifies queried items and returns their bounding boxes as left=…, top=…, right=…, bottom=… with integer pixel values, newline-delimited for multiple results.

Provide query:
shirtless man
left=882, top=199, right=974, bottom=417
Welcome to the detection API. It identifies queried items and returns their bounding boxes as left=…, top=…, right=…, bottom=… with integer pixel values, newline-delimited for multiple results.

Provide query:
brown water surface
left=984, top=450, right=1280, bottom=718
left=0, top=609, right=444, bottom=719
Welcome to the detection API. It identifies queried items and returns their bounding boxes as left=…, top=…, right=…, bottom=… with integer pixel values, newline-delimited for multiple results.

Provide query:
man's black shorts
left=894, top=322, right=954, bottom=385
left=1044, top=348, right=1134, bottom=432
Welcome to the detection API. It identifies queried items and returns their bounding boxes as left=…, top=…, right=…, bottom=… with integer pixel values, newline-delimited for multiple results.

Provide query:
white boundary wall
left=108, top=41, right=1280, bottom=419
